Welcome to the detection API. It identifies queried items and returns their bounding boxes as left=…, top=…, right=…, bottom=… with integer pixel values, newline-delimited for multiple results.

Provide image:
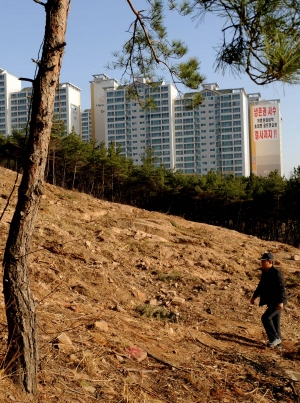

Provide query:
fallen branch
left=137, top=344, right=189, bottom=372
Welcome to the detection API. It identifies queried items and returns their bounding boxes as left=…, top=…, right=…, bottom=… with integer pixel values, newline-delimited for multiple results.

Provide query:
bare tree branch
left=19, top=77, right=35, bottom=83
left=33, top=0, right=46, bottom=6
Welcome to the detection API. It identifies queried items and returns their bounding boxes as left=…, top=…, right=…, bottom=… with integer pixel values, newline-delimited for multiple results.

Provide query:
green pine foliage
left=168, top=0, right=300, bottom=85
left=1, top=135, right=300, bottom=246
left=109, top=0, right=205, bottom=105
left=107, top=0, right=300, bottom=104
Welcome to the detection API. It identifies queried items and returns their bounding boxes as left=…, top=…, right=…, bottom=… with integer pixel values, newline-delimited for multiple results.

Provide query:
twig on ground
left=57, top=380, right=98, bottom=400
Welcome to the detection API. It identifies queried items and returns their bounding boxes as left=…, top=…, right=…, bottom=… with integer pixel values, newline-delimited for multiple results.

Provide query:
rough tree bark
left=2, top=0, right=70, bottom=394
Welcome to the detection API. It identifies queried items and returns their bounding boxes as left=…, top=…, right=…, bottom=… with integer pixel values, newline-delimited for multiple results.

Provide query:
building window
left=221, top=122, right=232, bottom=128
left=221, top=102, right=231, bottom=107
left=221, top=115, right=232, bottom=121
left=221, top=95, right=231, bottom=101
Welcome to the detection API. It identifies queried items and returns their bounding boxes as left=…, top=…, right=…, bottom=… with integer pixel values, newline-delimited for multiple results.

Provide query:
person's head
left=258, top=252, right=273, bottom=270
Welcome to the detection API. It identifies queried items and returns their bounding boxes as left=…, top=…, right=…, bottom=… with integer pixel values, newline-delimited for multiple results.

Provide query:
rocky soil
left=0, top=166, right=299, bottom=403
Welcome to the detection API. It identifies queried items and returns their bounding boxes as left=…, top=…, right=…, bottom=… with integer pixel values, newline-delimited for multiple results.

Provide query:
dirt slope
left=0, top=166, right=299, bottom=403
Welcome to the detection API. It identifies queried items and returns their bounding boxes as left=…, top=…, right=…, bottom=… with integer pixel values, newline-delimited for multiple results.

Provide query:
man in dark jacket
left=250, top=252, right=287, bottom=348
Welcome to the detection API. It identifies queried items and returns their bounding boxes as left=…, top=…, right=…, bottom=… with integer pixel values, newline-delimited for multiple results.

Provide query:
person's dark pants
left=261, top=305, right=281, bottom=342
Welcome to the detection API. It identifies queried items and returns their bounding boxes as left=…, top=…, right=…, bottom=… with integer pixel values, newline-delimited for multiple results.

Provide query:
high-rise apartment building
left=90, top=74, right=119, bottom=145
left=81, top=109, right=92, bottom=142
left=90, top=76, right=254, bottom=175
left=9, top=81, right=81, bottom=134
left=174, top=84, right=250, bottom=176
left=106, top=77, right=178, bottom=167
left=248, top=93, right=282, bottom=176
left=0, top=68, right=22, bottom=136
left=10, top=87, right=32, bottom=132
left=53, top=83, right=81, bottom=134
left=2, top=67, right=281, bottom=177
left=90, top=74, right=178, bottom=167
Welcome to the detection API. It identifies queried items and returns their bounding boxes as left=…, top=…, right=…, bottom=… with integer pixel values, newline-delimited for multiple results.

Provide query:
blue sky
left=1, top=1, right=299, bottom=176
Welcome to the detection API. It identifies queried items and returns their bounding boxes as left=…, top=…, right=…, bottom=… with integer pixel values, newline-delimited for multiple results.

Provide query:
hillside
left=0, top=166, right=299, bottom=403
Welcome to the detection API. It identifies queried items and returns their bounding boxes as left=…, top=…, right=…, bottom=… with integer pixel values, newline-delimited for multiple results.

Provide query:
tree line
left=1, top=127, right=300, bottom=247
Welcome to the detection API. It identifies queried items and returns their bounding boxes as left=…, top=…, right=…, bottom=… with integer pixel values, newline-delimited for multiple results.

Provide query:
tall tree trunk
left=52, top=147, right=56, bottom=185
left=62, top=157, right=67, bottom=188
left=2, top=0, right=70, bottom=394
left=102, top=164, right=105, bottom=198
left=45, top=147, right=50, bottom=179
left=72, top=160, right=77, bottom=190
left=111, top=170, right=114, bottom=202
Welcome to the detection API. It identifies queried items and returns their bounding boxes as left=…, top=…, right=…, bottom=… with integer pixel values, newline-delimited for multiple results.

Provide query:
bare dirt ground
left=0, top=166, right=299, bottom=403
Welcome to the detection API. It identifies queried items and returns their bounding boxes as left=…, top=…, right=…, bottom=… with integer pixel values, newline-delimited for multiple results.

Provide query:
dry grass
left=0, top=166, right=299, bottom=402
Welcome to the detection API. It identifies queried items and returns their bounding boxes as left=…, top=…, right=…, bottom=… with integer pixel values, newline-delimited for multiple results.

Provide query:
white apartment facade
left=105, top=78, right=178, bottom=167
left=53, top=83, right=81, bottom=134
left=81, top=109, right=92, bottom=142
left=174, top=84, right=250, bottom=176
left=91, top=76, right=252, bottom=176
left=90, top=74, right=178, bottom=167
left=0, top=68, right=22, bottom=136
left=10, top=87, right=32, bottom=132
left=9, top=81, right=81, bottom=134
